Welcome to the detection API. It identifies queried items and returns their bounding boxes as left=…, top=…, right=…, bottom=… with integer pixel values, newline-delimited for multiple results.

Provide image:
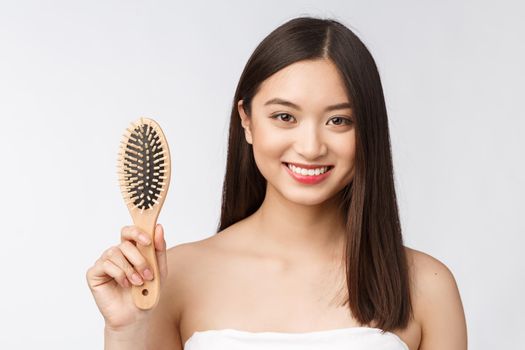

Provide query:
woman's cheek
left=252, top=133, right=289, bottom=177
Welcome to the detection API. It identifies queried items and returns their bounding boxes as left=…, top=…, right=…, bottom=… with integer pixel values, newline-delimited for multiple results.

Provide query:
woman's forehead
left=254, top=60, right=351, bottom=110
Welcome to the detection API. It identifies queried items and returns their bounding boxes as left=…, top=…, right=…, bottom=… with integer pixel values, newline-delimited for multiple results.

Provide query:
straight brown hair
left=216, top=16, right=413, bottom=333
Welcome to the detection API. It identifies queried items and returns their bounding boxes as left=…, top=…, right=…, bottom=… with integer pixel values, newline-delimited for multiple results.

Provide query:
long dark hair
left=217, top=16, right=412, bottom=332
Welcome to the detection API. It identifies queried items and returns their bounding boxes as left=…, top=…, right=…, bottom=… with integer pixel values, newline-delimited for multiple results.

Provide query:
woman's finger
left=105, top=246, right=144, bottom=286
left=86, top=248, right=126, bottom=290
left=120, top=225, right=151, bottom=246
left=119, top=240, right=153, bottom=282
left=97, top=258, right=130, bottom=289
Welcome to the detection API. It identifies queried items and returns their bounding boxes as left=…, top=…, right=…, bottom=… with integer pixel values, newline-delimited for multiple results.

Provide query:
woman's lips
left=282, top=162, right=334, bottom=185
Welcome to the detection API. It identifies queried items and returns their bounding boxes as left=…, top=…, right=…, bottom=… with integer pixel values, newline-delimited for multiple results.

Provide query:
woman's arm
left=415, top=251, right=468, bottom=349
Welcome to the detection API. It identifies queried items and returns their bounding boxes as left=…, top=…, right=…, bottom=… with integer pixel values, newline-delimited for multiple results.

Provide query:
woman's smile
left=282, top=162, right=334, bottom=184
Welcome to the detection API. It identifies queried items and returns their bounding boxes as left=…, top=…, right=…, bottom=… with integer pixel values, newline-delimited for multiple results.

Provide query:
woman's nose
left=294, top=123, right=327, bottom=159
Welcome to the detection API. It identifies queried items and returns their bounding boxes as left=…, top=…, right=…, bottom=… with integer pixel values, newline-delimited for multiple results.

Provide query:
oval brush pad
left=117, top=117, right=171, bottom=310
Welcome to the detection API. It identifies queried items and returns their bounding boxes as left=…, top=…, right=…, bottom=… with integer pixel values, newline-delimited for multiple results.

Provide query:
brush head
left=117, top=117, right=171, bottom=213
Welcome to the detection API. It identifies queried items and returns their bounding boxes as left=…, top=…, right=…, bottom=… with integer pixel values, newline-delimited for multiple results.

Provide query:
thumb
left=154, top=223, right=168, bottom=282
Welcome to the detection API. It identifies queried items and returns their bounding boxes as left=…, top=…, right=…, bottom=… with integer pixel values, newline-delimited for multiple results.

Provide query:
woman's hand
left=86, top=223, right=168, bottom=332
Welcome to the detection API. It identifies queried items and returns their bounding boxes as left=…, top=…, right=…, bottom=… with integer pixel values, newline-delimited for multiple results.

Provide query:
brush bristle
left=117, top=119, right=168, bottom=211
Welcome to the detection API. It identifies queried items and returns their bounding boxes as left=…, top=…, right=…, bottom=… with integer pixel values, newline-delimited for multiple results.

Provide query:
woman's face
left=238, top=58, right=356, bottom=206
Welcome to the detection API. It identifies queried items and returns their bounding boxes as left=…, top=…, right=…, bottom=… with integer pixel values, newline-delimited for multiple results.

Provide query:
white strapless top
left=183, top=327, right=409, bottom=350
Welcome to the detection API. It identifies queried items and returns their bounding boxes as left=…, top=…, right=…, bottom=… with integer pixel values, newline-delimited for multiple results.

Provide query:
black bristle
left=121, top=123, right=166, bottom=210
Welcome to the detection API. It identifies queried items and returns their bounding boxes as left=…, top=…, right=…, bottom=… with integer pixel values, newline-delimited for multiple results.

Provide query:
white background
left=0, top=0, right=523, bottom=348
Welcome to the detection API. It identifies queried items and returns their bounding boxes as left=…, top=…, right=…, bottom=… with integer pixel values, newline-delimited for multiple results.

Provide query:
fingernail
left=139, top=234, right=151, bottom=245
left=131, top=273, right=143, bottom=285
left=143, top=268, right=153, bottom=280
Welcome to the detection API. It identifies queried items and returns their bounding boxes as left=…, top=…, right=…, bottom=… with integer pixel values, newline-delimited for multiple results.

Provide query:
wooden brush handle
left=131, top=214, right=161, bottom=310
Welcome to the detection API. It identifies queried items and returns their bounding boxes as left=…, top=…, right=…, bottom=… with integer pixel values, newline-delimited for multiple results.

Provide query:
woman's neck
left=248, top=184, right=347, bottom=265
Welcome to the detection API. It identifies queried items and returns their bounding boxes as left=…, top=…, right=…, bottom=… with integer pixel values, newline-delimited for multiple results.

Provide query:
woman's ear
left=238, top=99, right=253, bottom=145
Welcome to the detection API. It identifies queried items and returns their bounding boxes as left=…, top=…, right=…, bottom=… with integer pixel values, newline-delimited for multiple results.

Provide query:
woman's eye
left=270, top=113, right=352, bottom=126
left=271, top=113, right=295, bottom=123
left=328, top=116, right=353, bottom=126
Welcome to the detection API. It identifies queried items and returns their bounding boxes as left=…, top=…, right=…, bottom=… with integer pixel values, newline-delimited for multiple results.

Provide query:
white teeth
left=286, top=163, right=331, bottom=176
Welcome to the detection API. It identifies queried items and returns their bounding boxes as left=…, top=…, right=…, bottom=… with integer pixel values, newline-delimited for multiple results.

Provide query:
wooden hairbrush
left=117, top=117, right=171, bottom=310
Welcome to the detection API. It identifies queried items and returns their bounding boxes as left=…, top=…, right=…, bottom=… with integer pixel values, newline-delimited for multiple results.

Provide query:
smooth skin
left=86, top=58, right=467, bottom=350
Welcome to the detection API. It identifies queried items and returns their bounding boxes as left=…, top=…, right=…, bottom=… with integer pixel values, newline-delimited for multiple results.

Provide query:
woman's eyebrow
left=264, top=97, right=353, bottom=112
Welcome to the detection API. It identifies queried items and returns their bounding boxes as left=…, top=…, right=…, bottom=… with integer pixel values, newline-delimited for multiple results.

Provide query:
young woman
left=87, top=16, right=467, bottom=350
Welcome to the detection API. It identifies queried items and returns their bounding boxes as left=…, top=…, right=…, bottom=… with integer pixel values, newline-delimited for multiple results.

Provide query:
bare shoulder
left=404, top=246, right=468, bottom=349
left=164, top=237, right=215, bottom=296
left=163, top=233, right=226, bottom=313
left=404, top=246, right=461, bottom=300
left=166, top=233, right=223, bottom=274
